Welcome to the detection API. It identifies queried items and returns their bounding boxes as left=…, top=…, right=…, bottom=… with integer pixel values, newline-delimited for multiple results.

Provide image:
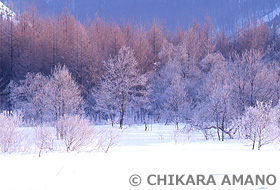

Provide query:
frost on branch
left=239, top=101, right=280, bottom=150
left=47, top=65, right=84, bottom=121
left=8, top=73, right=48, bottom=123
left=97, top=127, right=121, bottom=153
left=56, top=115, right=95, bottom=152
left=0, top=111, right=24, bottom=153
left=94, top=47, right=149, bottom=129
left=34, top=123, right=54, bottom=157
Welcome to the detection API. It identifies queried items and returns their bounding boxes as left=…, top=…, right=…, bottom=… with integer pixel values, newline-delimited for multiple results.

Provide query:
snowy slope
left=259, top=6, right=280, bottom=23
left=0, top=1, right=15, bottom=20
left=7, top=0, right=280, bottom=31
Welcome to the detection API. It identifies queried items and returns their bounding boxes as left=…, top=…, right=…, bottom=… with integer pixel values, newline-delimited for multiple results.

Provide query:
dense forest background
left=1, top=5, right=280, bottom=141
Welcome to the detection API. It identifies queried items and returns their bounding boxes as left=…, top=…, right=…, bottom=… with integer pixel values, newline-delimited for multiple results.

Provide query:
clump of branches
left=0, top=111, right=24, bottom=153
left=97, top=127, right=122, bottom=153
left=56, top=115, right=95, bottom=152
left=34, top=123, right=54, bottom=157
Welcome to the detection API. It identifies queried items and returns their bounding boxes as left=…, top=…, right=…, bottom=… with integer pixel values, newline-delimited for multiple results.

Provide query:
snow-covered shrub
left=157, top=130, right=165, bottom=140
left=34, top=123, right=54, bottom=157
left=0, top=111, right=24, bottom=153
left=171, top=129, right=182, bottom=144
left=171, top=126, right=196, bottom=144
left=239, top=101, right=280, bottom=150
left=97, top=127, right=121, bottom=153
left=56, top=115, right=95, bottom=152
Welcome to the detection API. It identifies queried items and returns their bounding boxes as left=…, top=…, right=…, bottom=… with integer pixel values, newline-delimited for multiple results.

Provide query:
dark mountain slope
left=3, top=0, right=280, bottom=31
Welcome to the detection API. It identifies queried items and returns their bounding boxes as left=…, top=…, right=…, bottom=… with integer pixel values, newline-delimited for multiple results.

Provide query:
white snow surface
left=0, top=1, right=15, bottom=20
left=0, top=124, right=280, bottom=190
left=259, top=6, right=280, bottom=23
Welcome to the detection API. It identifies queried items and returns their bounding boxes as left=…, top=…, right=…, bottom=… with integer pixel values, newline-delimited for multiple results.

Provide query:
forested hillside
left=4, top=0, right=280, bottom=31
left=1, top=5, right=280, bottom=142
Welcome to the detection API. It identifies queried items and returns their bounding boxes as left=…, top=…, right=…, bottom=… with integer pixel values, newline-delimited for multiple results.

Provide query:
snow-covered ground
left=0, top=124, right=280, bottom=190
left=259, top=6, right=280, bottom=23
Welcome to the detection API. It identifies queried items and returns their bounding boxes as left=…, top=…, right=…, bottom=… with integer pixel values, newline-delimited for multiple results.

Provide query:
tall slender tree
left=94, top=47, right=148, bottom=129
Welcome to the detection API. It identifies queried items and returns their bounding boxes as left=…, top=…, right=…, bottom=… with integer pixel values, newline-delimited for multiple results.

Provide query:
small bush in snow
left=56, top=115, right=95, bottom=152
left=97, top=127, right=121, bottom=153
left=34, top=123, right=54, bottom=157
left=171, top=126, right=196, bottom=144
left=0, top=111, right=24, bottom=153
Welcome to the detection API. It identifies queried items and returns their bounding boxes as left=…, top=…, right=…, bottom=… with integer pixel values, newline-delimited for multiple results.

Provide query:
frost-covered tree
left=164, top=72, right=187, bottom=130
left=195, top=54, right=236, bottom=141
left=9, top=65, right=84, bottom=124
left=230, top=49, right=278, bottom=114
left=94, top=47, right=148, bottom=129
left=151, top=41, right=194, bottom=124
left=47, top=65, right=84, bottom=121
left=160, top=55, right=190, bottom=129
left=239, top=101, right=280, bottom=150
left=0, top=111, right=23, bottom=153
left=9, top=73, right=48, bottom=123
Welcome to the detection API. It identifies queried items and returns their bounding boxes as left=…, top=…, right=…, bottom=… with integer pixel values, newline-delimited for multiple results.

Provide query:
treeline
left=1, top=6, right=280, bottom=142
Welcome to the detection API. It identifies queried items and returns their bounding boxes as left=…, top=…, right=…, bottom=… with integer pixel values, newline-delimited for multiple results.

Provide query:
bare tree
left=108, top=23, right=125, bottom=57
left=131, top=27, right=151, bottom=73
left=147, top=20, right=164, bottom=64
left=215, top=28, right=231, bottom=57
left=183, top=17, right=216, bottom=62
left=235, top=20, right=269, bottom=53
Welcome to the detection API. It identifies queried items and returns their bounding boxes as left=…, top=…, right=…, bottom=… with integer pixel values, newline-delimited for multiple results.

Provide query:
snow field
left=0, top=124, right=279, bottom=190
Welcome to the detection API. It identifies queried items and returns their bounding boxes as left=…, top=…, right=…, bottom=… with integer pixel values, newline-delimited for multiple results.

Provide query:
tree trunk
left=258, top=138, right=262, bottom=150
left=8, top=20, right=14, bottom=114
left=119, top=92, right=126, bottom=129
left=119, top=114, right=124, bottom=129
left=221, top=123, right=224, bottom=141
left=175, top=113, right=179, bottom=130
left=110, top=114, right=114, bottom=126
left=217, top=124, right=221, bottom=141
